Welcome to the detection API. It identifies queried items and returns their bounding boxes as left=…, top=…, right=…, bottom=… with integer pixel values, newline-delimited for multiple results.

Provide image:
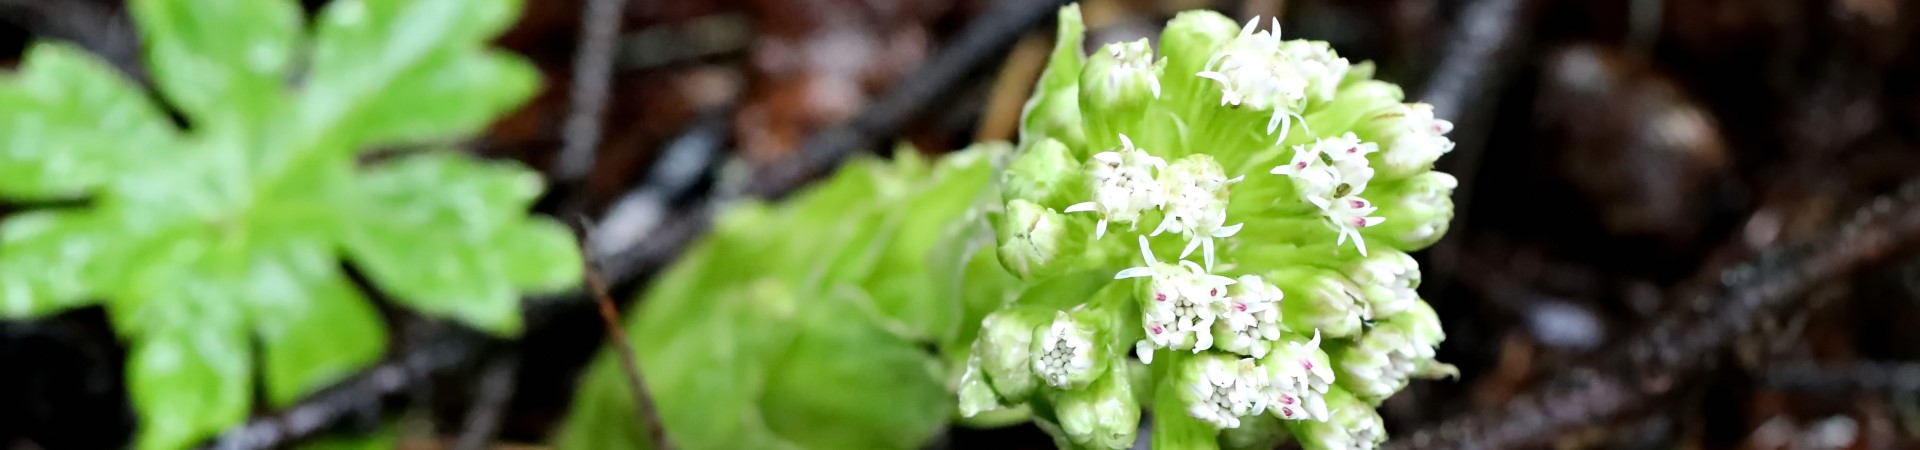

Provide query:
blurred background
left=4, top=0, right=1920, bottom=449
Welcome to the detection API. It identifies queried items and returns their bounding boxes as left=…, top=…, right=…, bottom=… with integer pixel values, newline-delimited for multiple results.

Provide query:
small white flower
left=1184, top=356, right=1273, bottom=429
left=1033, top=311, right=1098, bottom=388
left=1104, top=39, right=1163, bottom=99
left=1066, top=134, right=1167, bottom=239
left=1327, top=197, right=1386, bottom=257
left=1118, top=236, right=1235, bottom=363
left=1151, top=156, right=1245, bottom=269
left=1197, top=17, right=1310, bottom=143
left=1213, top=275, right=1284, bottom=358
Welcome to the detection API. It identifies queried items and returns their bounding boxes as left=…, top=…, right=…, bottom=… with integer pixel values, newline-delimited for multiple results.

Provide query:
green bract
left=558, top=145, right=1022, bottom=450
left=0, top=0, right=576, bottom=448
left=962, top=5, right=1460, bottom=449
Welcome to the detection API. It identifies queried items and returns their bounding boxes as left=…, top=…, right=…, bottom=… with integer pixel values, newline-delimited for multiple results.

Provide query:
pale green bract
left=0, top=0, right=579, bottom=449
left=962, top=5, right=1461, bottom=449
left=556, top=146, right=1020, bottom=450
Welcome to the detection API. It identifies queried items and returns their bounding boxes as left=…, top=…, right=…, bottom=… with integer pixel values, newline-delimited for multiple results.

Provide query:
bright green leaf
left=129, top=324, right=251, bottom=450
left=131, top=0, right=301, bottom=129
left=0, top=0, right=566, bottom=447
left=0, top=45, right=173, bottom=199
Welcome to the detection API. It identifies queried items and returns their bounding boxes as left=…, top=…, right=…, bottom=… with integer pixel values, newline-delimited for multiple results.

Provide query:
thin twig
left=1388, top=180, right=1920, bottom=449
left=451, top=352, right=519, bottom=450
left=583, top=252, right=671, bottom=450
left=554, top=0, right=630, bottom=186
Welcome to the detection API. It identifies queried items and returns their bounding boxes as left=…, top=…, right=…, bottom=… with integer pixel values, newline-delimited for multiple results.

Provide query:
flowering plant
left=959, top=5, right=1460, bottom=449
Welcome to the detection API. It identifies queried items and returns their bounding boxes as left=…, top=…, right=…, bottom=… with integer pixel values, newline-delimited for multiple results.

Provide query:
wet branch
left=1388, top=180, right=1920, bottom=449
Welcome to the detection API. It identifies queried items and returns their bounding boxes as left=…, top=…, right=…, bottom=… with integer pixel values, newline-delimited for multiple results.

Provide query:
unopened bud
left=1159, top=9, right=1244, bottom=111
left=1053, top=363, right=1142, bottom=449
left=975, top=306, right=1049, bottom=401
left=958, top=355, right=1007, bottom=417
left=1004, top=138, right=1091, bottom=210
left=995, top=199, right=1085, bottom=280
left=1360, top=171, right=1456, bottom=252
left=1080, top=39, right=1165, bottom=149
left=1270, top=267, right=1366, bottom=338
left=1218, top=413, right=1290, bottom=450
left=1021, top=4, right=1088, bottom=149
left=1333, top=299, right=1456, bottom=403
left=1346, top=249, right=1420, bottom=319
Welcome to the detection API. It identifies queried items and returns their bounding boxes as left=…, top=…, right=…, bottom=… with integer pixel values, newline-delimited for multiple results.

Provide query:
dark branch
left=554, top=0, right=630, bottom=187
left=1387, top=180, right=1920, bottom=449
left=741, top=0, right=1072, bottom=199
left=451, top=352, right=519, bottom=450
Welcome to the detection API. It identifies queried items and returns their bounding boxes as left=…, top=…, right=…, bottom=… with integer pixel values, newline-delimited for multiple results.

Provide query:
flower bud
left=1285, top=387, right=1386, bottom=450
left=1053, top=363, right=1142, bottom=449
left=1159, top=9, right=1244, bottom=112
left=1360, top=171, right=1456, bottom=252
left=958, top=356, right=1006, bottom=417
left=1004, top=138, right=1092, bottom=210
left=1218, top=412, right=1290, bottom=450
left=995, top=199, right=1085, bottom=280
left=1270, top=267, right=1366, bottom=338
left=1080, top=39, right=1165, bottom=149
left=974, top=306, right=1049, bottom=401
left=1032, top=310, right=1108, bottom=390
left=1020, top=4, right=1088, bottom=149
left=1259, top=331, right=1336, bottom=422
left=1355, top=102, right=1456, bottom=180
left=1346, top=249, right=1420, bottom=319
left=1332, top=300, right=1454, bottom=403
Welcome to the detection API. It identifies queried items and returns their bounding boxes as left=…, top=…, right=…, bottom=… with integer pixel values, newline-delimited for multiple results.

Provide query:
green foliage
left=0, top=0, right=575, bottom=448
left=555, top=145, right=1022, bottom=450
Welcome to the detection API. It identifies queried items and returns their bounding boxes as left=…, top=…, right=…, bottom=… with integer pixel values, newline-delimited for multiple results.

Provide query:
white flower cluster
left=1272, top=132, right=1387, bottom=255
left=1212, top=275, right=1284, bottom=358
left=1117, top=236, right=1236, bottom=363
left=1069, top=135, right=1247, bottom=269
left=1180, top=332, right=1340, bottom=430
left=1066, top=134, right=1166, bottom=239
left=1264, top=332, right=1337, bottom=422
left=1198, top=18, right=1351, bottom=143
left=1184, top=356, right=1275, bottom=429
